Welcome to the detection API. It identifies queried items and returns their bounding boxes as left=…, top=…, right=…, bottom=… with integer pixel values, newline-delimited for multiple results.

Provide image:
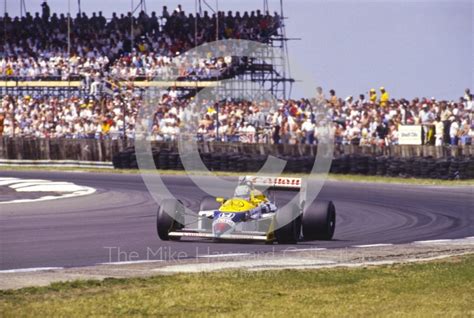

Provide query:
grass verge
left=1, top=255, right=473, bottom=317
left=1, top=165, right=473, bottom=186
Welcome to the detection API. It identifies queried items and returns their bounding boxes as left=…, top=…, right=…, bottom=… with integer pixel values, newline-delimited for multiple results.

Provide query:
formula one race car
left=156, top=176, right=336, bottom=244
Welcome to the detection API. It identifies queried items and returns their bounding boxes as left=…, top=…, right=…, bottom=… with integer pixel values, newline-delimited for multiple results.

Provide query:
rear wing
left=240, top=176, right=302, bottom=191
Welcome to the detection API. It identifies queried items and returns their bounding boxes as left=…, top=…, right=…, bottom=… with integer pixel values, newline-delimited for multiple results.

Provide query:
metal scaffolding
left=194, top=0, right=295, bottom=100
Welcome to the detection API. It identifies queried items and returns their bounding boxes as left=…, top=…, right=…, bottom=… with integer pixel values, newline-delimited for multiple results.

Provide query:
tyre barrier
left=112, top=148, right=474, bottom=180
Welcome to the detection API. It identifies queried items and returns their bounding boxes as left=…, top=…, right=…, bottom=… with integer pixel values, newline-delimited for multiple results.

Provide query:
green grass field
left=1, top=255, right=473, bottom=317
left=2, top=165, right=473, bottom=186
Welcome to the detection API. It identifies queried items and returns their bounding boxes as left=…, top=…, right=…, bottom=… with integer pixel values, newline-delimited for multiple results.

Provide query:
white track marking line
left=4, top=179, right=54, bottom=186
left=353, top=244, right=394, bottom=248
left=0, top=189, right=96, bottom=205
left=155, top=259, right=337, bottom=273
left=0, top=267, right=63, bottom=273
left=284, top=248, right=327, bottom=252
left=98, top=260, right=163, bottom=265
left=14, top=184, right=87, bottom=192
left=9, top=181, right=58, bottom=189
left=0, top=178, right=96, bottom=205
left=10, top=182, right=74, bottom=189
left=0, top=179, right=36, bottom=186
left=197, top=253, right=251, bottom=258
left=413, top=239, right=453, bottom=244
left=414, top=238, right=474, bottom=244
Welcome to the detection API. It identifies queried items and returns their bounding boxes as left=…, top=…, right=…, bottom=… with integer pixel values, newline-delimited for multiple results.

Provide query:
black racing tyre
left=274, top=203, right=302, bottom=244
left=157, top=199, right=184, bottom=241
left=302, top=201, right=336, bottom=241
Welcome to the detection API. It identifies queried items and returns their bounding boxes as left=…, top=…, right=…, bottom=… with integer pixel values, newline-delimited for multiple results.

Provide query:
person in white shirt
left=301, top=117, right=315, bottom=144
left=240, top=122, right=256, bottom=143
left=434, top=116, right=444, bottom=146
left=449, top=117, right=459, bottom=145
left=218, top=121, right=228, bottom=141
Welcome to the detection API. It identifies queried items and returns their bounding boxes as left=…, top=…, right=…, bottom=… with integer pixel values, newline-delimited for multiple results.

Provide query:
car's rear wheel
left=274, top=203, right=302, bottom=244
left=157, top=199, right=184, bottom=241
left=302, top=201, right=336, bottom=240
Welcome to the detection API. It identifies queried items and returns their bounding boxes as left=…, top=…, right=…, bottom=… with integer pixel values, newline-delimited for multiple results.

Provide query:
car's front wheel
left=274, top=203, right=302, bottom=244
left=157, top=199, right=184, bottom=241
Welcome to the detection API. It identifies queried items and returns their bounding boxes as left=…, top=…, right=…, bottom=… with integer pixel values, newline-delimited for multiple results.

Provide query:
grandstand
left=0, top=0, right=294, bottom=101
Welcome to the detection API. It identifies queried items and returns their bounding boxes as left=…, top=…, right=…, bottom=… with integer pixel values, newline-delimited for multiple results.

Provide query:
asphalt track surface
left=0, top=171, right=472, bottom=270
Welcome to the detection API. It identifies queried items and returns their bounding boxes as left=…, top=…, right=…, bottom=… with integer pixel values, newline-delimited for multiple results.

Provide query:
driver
left=234, top=180, right=265, bottom=204
left=234, top=182, right=253, bottom=200
left=233, top=180, right=277, bottom=219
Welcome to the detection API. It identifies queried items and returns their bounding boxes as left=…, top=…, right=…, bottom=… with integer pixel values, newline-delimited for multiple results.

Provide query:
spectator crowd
left=1, top=87, right=472, bottom=146
left=0, top=2, right=281, bottom=81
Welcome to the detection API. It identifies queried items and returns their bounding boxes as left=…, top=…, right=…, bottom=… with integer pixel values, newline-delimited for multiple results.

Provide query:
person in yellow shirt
left=369, top=88, right=377, bottom=103
left=5, top=66, right=14, bottom=76
left=138, top=42, right=146, bottom=52
left=379, top=87, right=389, bottom=107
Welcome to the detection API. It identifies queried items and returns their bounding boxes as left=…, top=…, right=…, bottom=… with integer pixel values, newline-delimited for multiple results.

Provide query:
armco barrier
left=0, top=159, right=113, bottom=169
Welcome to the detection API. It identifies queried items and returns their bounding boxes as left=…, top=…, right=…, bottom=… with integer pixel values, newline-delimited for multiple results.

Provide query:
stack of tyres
left=425, top=157, right=438, bottom=179
left=112, top=153, right=121, bottom=169
left=386, top=157, right=401, bottom=177
left=419, top=157, right=436, bottom=178
left=284, top=157, right=299, bottom=173
left=405, top=157, right=415, bottom=177
left=158, top=151, right=170, bottom=170
left=290, top=157, right=301, bottom=173
left=129, top=152, right=138, bottom=169
left=200, top=153, right=213, bottom=171
left=235, top=155, right=248, bottom=172
left=448, top=158, right=460, bottom=179
left=434, top=159, right=450, bottom=180
left=152, top=149, right=160, bottom=169
left=227, top=154, right=242, bottom=172
left=467, top=157, right=474, bottom=179
left=396, top=158, right=407, bottom=177
left=349, top=155, right=359, bottom=174
left=418, top=157, right=429, bottom=178
left=111, top=148, right=473, bottom=181
left=358, top=155, right=368, bottom=174
left=410, top=157, right=423, bottom=178
left=367, top=156, right=377, bottom=175
left=358, top=155, right=369, bottom=174
left=302, top=156, right=316, bottom=173
left=111, top=146, right=134, bottom=169
left=339, top=155, right=350, bottom=174
left=219, top=153, right=230, bottom=171
left=209, top=153, right=222, bottom=171
left=168, top=153, right=179, bottom=170
left=247, top=155, right=266, bottom=172
left=376, top=156, right=387, bottom=176
left=455, top=158, right=470, bottom=180
left=119, top=150, right=132, bottom=169
left=175, top=154, right=184, bottom=170
left=329, top=157, right=341, bottom=174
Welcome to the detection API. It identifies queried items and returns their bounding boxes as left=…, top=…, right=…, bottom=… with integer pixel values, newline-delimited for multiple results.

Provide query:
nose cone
left=213, top=221, right=233, bottom=236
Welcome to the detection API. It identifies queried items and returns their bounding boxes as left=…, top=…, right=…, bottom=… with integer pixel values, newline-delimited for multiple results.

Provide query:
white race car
left=157, top=176, right=336, bottom=244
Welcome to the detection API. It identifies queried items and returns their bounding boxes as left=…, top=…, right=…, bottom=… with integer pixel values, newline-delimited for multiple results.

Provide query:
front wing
left=168, top=230, right=271, bottom=241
